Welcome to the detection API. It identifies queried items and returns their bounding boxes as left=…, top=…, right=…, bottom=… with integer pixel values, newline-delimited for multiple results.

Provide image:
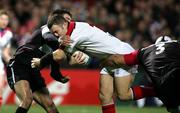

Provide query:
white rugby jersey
left=65, top=21, right=134, bottom=60
left=0, top=28, right=13, bottom=55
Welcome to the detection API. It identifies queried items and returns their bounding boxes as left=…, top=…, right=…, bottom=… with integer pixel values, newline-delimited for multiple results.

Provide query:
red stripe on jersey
left=66, top=21, right=75, bottom=36
left=60, top=21, right=75, bottom=50
left=123, top=50, right=139, bottom=65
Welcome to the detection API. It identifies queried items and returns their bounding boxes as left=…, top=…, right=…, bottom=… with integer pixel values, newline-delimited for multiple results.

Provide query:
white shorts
left=100, top=66, right=138, bottom=77
left=100, top=67, right=129, bottom=77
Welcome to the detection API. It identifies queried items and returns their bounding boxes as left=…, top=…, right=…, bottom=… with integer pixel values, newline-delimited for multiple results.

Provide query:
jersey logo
left=155, top=43, right=165, bottom=55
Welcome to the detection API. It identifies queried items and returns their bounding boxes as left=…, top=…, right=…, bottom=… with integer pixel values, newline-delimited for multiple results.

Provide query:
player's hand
left=59, top=35, right=73, bottom=47
left=31, top=58, right=41, bottom=68
left=69, top=51, right=87, bottom=65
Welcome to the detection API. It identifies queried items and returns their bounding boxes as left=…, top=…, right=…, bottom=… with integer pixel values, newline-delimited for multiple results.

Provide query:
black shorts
left=155, top=69, right=180, bottom=109
left=6, top=52, right=46, bottom=92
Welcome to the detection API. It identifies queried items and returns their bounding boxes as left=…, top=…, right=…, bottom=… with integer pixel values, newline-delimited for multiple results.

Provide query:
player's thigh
left=14, top=80, right=33, bottom=101
left=99, top=68, right=114, bottom=96
left=100, top=74, right=114, bottom=94
left=113, top=68, right=134, bottom=95
left=33, top=87, right=55, bottom=108
left=30, top=69, right=46, bottom=93
left=114, top=75, right=133, bottom=94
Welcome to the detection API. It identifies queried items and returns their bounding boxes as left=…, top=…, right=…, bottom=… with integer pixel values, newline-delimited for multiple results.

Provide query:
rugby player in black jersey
left=102, top=36, right=180, bottom=113
left=6, top=9, right=72, bottom=113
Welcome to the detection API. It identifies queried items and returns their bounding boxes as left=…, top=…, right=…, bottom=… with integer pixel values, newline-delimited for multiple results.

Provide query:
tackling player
left=102, top=36, right=180, bottom=113
left=6, top=9, right=71, bottom=113
left=0, top=9, right=13, bottom=106
left=32, top=14, right=156, bottom=113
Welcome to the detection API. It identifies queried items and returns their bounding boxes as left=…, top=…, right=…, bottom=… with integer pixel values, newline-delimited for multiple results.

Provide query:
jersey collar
left=66, top=20, right=75, bottom=36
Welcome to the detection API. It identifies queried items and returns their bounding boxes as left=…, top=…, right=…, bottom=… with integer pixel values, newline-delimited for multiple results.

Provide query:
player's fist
left=31, top=58, right=40, bottom=68
left=69, top=51, right=91, bottom=65
left=58, top=35, right=73, bottom=47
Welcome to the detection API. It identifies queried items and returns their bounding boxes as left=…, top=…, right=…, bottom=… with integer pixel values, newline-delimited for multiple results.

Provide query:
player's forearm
left=110, top=54, right=126, bottom=66
left=102, top=50, right=139, bottom=67
left=40, top=49, right=66, bottom=68
left=101, top=54, right=126, bottom=67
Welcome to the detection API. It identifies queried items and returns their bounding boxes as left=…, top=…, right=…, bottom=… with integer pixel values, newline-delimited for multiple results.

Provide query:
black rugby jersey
left=137, top=41, right=180, bottom=85
left=15, top=26, right=59, bottom=56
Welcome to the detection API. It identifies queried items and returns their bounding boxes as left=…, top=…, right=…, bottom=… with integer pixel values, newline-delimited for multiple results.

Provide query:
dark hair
left=47, top=14, right=67, bottom=29
left=49, top=9, right=72, bottom=18
left=0, top=9, right=8, bottom=16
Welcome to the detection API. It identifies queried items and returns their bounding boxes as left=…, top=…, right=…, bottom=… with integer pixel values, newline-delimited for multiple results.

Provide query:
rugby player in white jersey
left=32, top=14, right=156, bottom=113
left=0, top=9, right=13, bottom=106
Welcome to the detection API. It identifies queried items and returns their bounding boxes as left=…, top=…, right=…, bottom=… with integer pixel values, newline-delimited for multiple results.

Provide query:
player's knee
left=21, top=95, right=33, bottom=108
left=117, top=93, right=131, bottom=101
left=45, top=100, right=54, bottom=107
left=45, top=102, right=58, bottom=113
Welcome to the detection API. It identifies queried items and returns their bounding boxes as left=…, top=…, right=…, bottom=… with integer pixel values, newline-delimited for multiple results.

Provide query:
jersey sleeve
left=43, top=32, right=59, bottom=50
left=123, top=50, right=140, bottom=65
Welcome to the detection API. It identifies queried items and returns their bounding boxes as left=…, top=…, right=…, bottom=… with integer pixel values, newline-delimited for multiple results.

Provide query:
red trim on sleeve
left=123, top=50, right=139, bottom=65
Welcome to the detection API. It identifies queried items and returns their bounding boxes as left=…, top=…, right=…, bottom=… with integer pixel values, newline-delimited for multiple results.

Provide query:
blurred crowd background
left=0, top=0, right=180, bottom=49
left=1, top=0, right=179, bottom=107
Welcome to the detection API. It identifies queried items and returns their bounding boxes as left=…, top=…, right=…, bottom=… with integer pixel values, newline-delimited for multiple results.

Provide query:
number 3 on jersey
left=155, top=43, right=165, bottom=55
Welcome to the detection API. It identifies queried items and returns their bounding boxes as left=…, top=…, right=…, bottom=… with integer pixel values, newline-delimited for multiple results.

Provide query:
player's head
left=49, top=9, right=72, bottom=22
left=48, top=14, right=68, bottom=38
left=0, top=9, right=9, bottom=29
left=155, top=36, right=172, bottom=44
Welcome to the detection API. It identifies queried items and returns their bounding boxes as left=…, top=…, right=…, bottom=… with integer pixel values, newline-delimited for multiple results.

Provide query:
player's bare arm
left=31, top=48, right=89, bottom=68
left=102, top=50, right=139, bottom=67
left=101, top=54, right=126, bottom=67
left=31, top=48, right=66, bottom=68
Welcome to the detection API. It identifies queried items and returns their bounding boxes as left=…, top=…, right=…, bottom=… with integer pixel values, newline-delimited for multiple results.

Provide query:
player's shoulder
left=73, top=22, right=92, bottom=35
left=75, top=22, right=91, bottom=27
left=31, top=28, right=43, bottom=38
left=41, top=25, right=50, bottom=36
